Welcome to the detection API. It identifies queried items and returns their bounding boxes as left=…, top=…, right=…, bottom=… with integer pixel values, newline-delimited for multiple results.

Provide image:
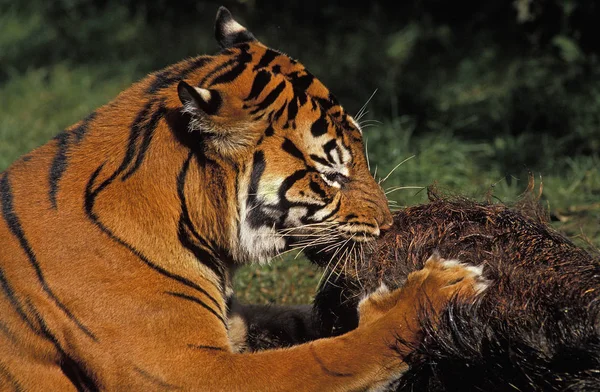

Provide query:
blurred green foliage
left=1, top=0, right=599, bottom=303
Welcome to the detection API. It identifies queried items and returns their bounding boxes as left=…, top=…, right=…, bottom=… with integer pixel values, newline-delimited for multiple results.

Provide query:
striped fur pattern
left=0, top=7, right=482, bottom=390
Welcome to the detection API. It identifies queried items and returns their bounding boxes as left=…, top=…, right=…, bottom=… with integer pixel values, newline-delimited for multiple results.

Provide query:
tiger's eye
left=325, top=172, right=349, bottom=185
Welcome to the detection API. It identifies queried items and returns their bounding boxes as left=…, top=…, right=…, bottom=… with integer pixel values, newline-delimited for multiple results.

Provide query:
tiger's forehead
left=206, top=43, right=360, bottom=134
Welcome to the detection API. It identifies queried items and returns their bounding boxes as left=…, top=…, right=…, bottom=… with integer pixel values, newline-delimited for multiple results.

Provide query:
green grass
left=234, top=256, right=321, bottom=305
left=0, top=65, right=137, bottom=169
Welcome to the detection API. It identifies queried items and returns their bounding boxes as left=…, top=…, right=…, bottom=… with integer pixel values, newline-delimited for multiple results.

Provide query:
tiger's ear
left=177, top=80, right=255, bottom=156
left=177, top=81, right=222, bottom=116
left=215, top=6, right=256, bottom=49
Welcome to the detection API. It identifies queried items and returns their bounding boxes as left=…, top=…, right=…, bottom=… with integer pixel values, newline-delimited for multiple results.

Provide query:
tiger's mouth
left=279, top=222, right=380, bottom=267
left=301, top=237, right=370, bottom=268
left=336, top=223, right=380, bottom=242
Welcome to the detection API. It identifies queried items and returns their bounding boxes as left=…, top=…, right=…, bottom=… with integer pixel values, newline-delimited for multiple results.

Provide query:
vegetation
left=2, top=0, right=598, bottom=304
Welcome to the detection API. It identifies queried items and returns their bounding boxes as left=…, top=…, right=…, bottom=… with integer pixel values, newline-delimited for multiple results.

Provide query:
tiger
left=0, top=6, right=486, bottom=391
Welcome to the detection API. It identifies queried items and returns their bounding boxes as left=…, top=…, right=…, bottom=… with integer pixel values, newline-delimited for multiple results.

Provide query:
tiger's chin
left=236, top=218, right=379, bottom=266
left=237, top=223, right=287, bottom=264
left=298, top=235, right=373, bottom=269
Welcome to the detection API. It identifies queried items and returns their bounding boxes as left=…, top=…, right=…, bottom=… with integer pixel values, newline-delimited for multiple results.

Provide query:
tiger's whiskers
left=378, top=155, right=416, bottom=185
left=385, top=185, right=425, bottom=195
left=355, top=89, right=378, bottom=123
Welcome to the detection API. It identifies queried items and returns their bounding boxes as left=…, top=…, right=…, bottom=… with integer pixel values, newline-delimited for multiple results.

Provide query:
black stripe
left=297, top=92, right=307, bottom=107
left=187, top=344, right=225, bottom=351
left=250, top=81, right=286, bottom=114
left=23, top=299, right=98, bottom=392
left=323, top=139, right=338, bottom=163
left=0, top=174, right=97, bottom=341
left=0, top=268, right=39, bottom=336
left=198, top=58, right=237, bottom=87
left=178, top=221, right=225, bottom=292
left=309, top=344, right=352, bottom=377
left=254, top=49, right=279, bottom=71
left=271, top=101, right=287, bottom=122
left=314, top=96, right=334, bottom=112
left=61, top=355, right=99, bottom=392
left=309, top=181, right=327, bottom=199
left=147, top=57, right=211, bottom=94
left=286, top=97, right=299, bottom=124
left=246, top=151, right=273, bottom=229
left=0, top=362, right=23, bottom=392
left=177, top=156, right=225, bottom=288
left=245, top=70, right=272, bottom=101
left=282, top=139, right=304, bottom=161
left=291, top=73, right=314, bottom=93
left=165, top=291, right=226, bottom=327
left=247, top=151, right=265, bottom=202
left=23, top=299, right=62, bottom=349
left=247, top=204, right=278, bottom=230
left=311, top=198, right=341, bottom=223
left=73, top=112, right=97, bottom=143
left=49, top=132, right=71, bottom=209
left=264, top=126, right=275, bottom=137
left=279, top=169, right=309, bottom=205
left=84, top=100, right=163, bottom=196
left=84, top=165, right=224, bottom=314
left=121, top=101, right=166, bottom=181
left=0, top=320, right=19, bottom=348
left=49, top=112, right=96, bottom=209
left=133, top=366, right=180, bottom=390
left=311, top=116, right=329, bottom=137
left=309, top=154, right=332, bottom=167
left=110, top=102, right=154, bottom=184
left=211, top=48, right=252, bottom=86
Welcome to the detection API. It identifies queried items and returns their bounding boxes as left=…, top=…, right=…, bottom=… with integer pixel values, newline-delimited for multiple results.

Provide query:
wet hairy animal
left=310, top=192, right=600, bottom=391
left=0, top=7, right=485, bottom=391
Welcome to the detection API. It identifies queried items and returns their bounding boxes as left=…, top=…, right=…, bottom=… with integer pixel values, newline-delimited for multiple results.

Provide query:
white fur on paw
left=431, top=254, right=490, bottom=295
left=474, top=281, right=489, bottom=294
left=465, top=264, right=484, bottom=276
left=373, top=282, right=389, bottom=295
left=439, top=258, right=463, bottom=268
left=358, top=282, right=390, bottom=307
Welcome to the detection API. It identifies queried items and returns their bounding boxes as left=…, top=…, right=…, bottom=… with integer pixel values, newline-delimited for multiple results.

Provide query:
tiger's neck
left=75, top=98, right=243, bottom=296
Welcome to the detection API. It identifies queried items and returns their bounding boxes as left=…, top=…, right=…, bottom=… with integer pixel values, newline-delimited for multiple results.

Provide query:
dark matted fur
left=228, top=299, right=319, bottom=351
left=309, top=190, right=600, bottom=391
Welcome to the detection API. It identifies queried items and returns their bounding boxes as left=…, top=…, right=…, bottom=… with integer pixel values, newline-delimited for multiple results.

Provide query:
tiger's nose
left=379, top=220, right=393, bottom=233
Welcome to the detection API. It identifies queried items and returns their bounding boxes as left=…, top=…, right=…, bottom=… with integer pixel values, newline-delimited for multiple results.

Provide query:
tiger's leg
left=229, top=253, right=487, bottom=355
left=0, top=290, right=79, bottom=391
left=82, top=256, right=487, bottom=391
left=357, top=253, right=489, bottom=327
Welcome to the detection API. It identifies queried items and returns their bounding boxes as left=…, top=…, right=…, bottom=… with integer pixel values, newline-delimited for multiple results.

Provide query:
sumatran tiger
left=0, top=7, right=487, bottom=391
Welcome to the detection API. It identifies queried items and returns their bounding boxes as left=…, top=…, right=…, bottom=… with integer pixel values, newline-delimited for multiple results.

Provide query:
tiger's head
left=177, top=7, right=392, bottom=264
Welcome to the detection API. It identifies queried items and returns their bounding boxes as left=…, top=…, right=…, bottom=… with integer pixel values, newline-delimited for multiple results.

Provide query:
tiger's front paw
left=413, top=252, right=489, bottom=306
left=358, top=252, right=488, bottom=326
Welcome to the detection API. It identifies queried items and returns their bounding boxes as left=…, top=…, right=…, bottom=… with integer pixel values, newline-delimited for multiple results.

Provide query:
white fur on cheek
left=238, top=220, right=285, bottom=264
left=233, top=173, right=286, bottom=264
